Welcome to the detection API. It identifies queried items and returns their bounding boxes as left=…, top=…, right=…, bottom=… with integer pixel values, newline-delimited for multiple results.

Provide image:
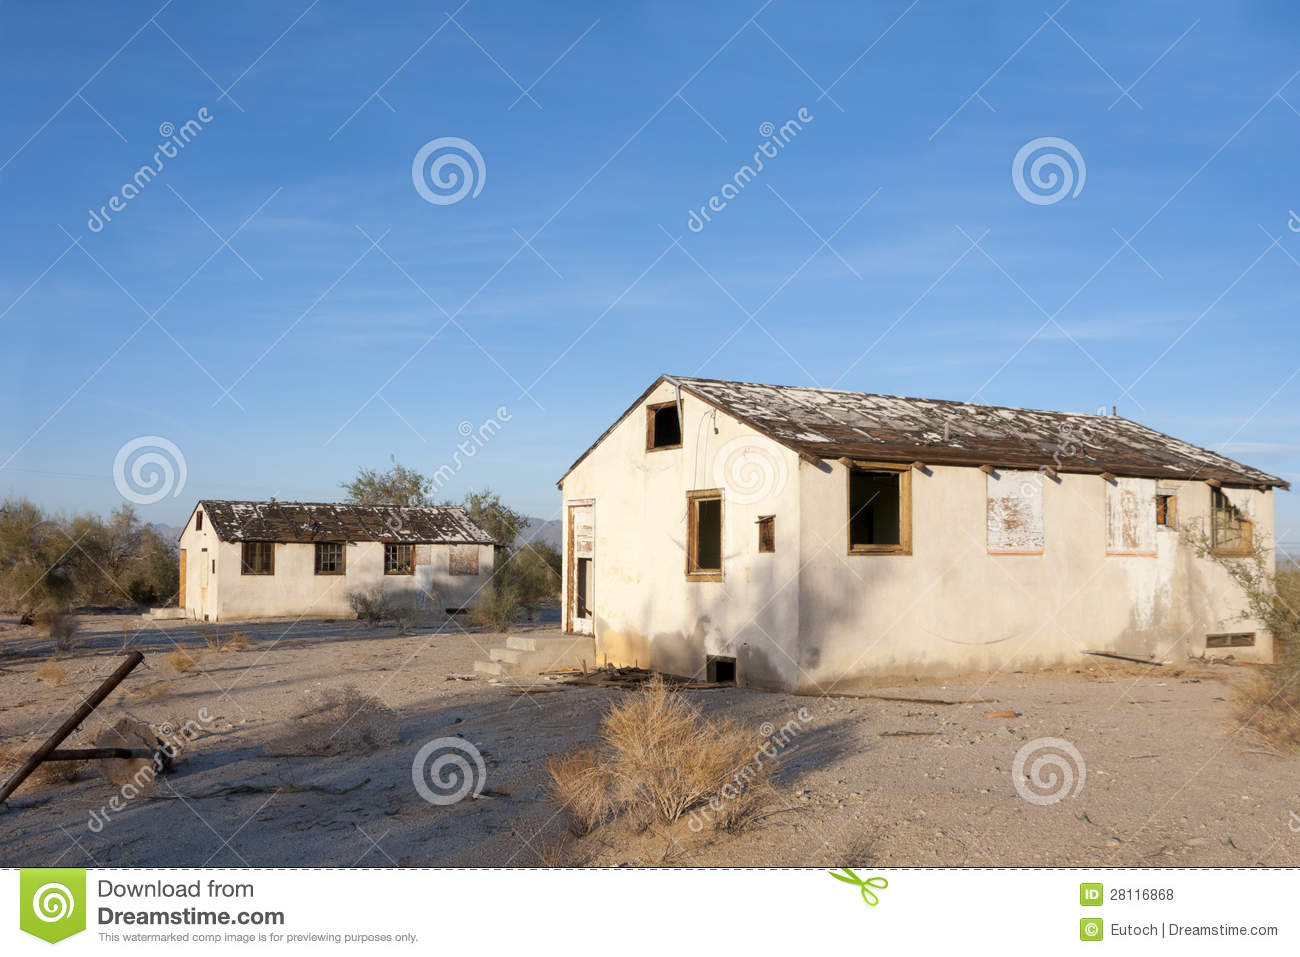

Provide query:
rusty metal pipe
left=0, top=651, right=144, bottom=804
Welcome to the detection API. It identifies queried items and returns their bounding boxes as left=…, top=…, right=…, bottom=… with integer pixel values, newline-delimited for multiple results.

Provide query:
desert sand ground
left=1, top=611, right=1296, bottom=867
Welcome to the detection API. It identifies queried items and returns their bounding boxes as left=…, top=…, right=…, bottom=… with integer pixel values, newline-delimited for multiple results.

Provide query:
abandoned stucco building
left=177, top=501, right=495, bottom=621
left=557, top=375, right=1288, bottom=690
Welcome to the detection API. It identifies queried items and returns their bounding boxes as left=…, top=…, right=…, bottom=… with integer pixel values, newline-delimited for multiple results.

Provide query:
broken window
left=757, top=515, right=775, bottom=553
left=647, top=400, right=682, bottom=450
left=986, top=469, right=1044, bottom=554
left=314, top=542, right=345, bottom=575
left=848, top=464, right=910, bottom=554
left=1105, top=477, right=1156, bottom=556
left=384, top=543, right=414, bottom=575
left=241, top=541, right=274, bottom=575
left=687, top=490, right=723, bottom=580
left=1156, top=492, right=1177, bottom=528
left=1211, top=488, right=1253, bottom=556
left=448, top=544, right=479, bottom=576
left=195, top=511, right=203, bottom=531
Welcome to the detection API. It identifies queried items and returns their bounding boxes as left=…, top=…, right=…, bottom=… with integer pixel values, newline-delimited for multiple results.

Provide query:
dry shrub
left=226, top=631, right=251, bottom=651
left=543, top=679, right=775, bottom=837
left=0, top=744, right=86, bottom=790
left=602, top=678, right=765, bottom=826
left=36, top=661, right=65, bottom=686
left=38, top=610, right=80, bottom=653
left=545, top=747, right=614, bottom=835
left=203, top=629, right=250, bottom=652
left=466, top=580, right=520, bottom=633
left=1188, top=531, right=1300, bottom=750
left=167, top=648, right=201, bottom=674
left=267, top=685, right=399, bottom=756
left=129, top=681, right=172, bottom=701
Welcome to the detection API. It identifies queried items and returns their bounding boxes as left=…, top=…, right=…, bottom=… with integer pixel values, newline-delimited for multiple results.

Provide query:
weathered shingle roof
left=560, top=375, right=1288, bottom=489
left=192, top=501, right=497, bottom=544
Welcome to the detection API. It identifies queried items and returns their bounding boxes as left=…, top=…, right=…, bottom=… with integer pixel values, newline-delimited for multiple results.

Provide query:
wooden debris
left=983, top=709, right=1018, bottom=718
left=805, top=691, right=995, bottom=706
left=878, top=731, right=939, bottom=737
left=1083, top=650, right=1164, bottom=666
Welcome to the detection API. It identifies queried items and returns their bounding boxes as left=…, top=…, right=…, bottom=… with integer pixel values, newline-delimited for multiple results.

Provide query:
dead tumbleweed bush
left=0, top=742, right=86, bottom=790
left=167, top=648, right=202, bottom=674
left=544, top=747, right=614, bottom=835
left=35, top=661, right=65, bottom=686
left=266, top=684, right=399, bottom=756
left=545, top=678, right=774, bottom=837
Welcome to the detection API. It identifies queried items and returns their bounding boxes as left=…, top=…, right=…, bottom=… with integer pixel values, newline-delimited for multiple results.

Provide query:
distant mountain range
left=517, top=517, right=562, bottom=550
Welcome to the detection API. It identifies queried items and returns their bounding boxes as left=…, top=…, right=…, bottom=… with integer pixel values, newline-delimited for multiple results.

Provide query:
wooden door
left=567, top=504, right=594, bottom=636
left=178, top=549, right=187, bottom=608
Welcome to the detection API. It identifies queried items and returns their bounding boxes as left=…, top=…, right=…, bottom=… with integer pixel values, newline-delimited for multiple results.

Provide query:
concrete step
left=474, top=634, right=595, bottom=677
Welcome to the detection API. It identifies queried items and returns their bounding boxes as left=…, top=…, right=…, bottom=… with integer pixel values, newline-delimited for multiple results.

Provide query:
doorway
left=566, top=503, right=594, bottom=636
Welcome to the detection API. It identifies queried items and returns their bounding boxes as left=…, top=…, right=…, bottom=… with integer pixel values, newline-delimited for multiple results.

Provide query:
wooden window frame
left=240, top=541, right=275, bottom=575
left=757, top=515, right=775, bottom=553
left=846, top=461, right=912, bottom=556
left=646, top=400, right=683, bottom=452
left=1155, top=492, right=1177, bottom=528
left=195, top=511, right=203, bottom=531
left=384, top=543, right=415, bottom=576
left=1210, top=487, right=1253, bottom=557
left=686, top=489, right=724, bottom=582
left=314, top=541, right=346, bottom=575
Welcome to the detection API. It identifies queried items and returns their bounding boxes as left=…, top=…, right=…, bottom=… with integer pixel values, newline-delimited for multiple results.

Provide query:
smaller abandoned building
left=557, top=375, right=1289, bottom=690
left=177, top=501, right=496, bottom=621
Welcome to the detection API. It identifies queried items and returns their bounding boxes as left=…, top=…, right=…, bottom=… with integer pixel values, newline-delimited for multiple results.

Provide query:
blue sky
left=1, top=0, right=1297, bottom=546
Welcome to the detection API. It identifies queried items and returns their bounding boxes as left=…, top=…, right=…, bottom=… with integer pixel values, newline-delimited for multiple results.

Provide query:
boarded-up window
left=1211, top=488, right=1253, bottom=556
left=449, top=544, right=479, bottom=576
left=1105, top=477, right=1156, bottom=556
left=757, top=515, right=775, bottom=553
left=1206, top=632, right=1255, bottom=648
left=241, top=541, right=274, bottom=575
left=987, top=469, right=1044, bottom=554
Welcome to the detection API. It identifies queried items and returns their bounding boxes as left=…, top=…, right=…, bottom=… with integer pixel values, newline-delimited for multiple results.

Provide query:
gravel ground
left=0, top=612, right=1296, bottom=867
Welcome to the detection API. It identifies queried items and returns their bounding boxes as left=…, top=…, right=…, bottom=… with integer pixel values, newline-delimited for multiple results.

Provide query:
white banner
left=4, top=868, right=1294, bottom=954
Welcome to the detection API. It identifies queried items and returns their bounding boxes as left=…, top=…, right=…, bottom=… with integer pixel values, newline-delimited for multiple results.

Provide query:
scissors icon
left=828, top=868, right=889, bottom=906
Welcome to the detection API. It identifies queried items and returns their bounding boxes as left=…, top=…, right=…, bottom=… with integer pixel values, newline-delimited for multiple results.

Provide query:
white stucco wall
left=560, top=396, right=1278, bottom=691
left=178, top=506, right=494, bottom=621
left=559, top=380, right=804, bottom=687
left=796, top=465, right=1274, bottom=688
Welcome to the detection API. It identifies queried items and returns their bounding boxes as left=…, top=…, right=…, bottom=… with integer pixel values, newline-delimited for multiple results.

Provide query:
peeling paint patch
left=987, top=469, right=1044, bottom=553
left=1106, top=477, right=1156, bottom=555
